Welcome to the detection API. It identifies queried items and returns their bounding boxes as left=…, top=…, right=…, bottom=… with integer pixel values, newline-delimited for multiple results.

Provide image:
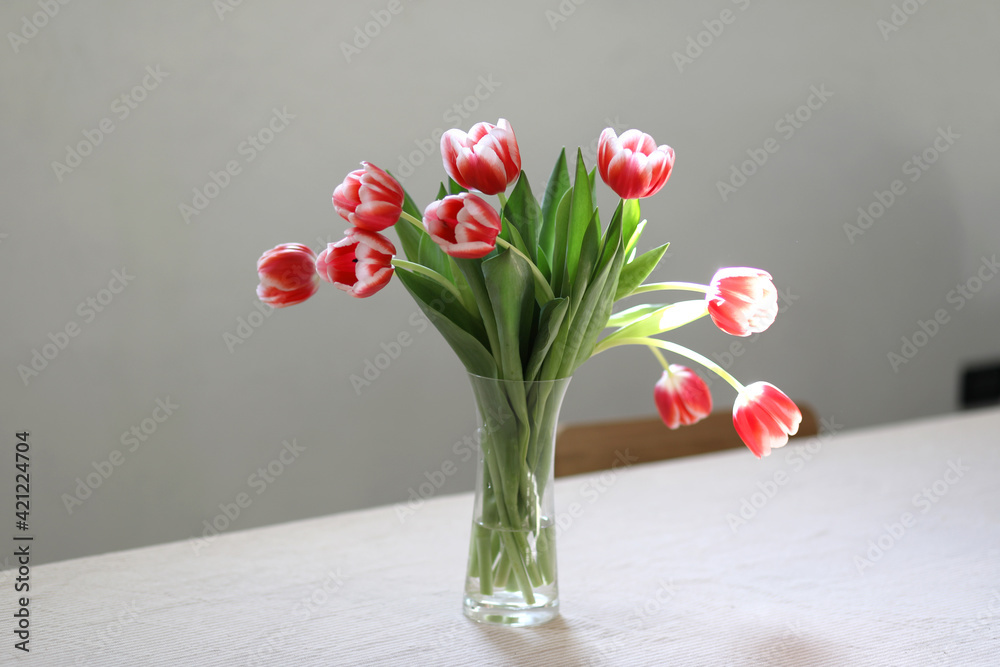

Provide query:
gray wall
left=2, top=0, right=998, bottom=566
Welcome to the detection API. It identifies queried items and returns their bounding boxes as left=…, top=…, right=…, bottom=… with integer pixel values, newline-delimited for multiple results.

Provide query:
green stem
left=630, top=281, right=708, bottom=296
left=497, top=192, right=508, bottom=210
left=649, top=345, right=670, bottom=371
left=399, top=210, right=424, bottom=230
left=495, top=238, right=556, bottom=303
left=599, top=337, right=746, bottom=393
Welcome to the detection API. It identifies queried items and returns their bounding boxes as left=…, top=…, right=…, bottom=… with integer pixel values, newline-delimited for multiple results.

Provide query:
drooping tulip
left=256, top=243, right=320, bottom=308
left=423, top=193, right=502, bottom=259
left=332, top=161, right=404, bottom=232
left=597, top=128, right=675, bottom=200
left=654, top=365, right=713, bottom=429
left=706, top=267, right=779, bottom=337
left=316, top=228, right=396, bottom=298
left=440, top=119, right=521, bottom=195
left=732, top=382, right=802, bottom=458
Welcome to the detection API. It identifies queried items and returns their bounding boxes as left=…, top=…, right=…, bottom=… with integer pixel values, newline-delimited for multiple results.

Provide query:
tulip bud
left=332, top=161, right=404, bottom=232
left=256, top=243, right=320, bottom=308
left=706, top=267, right=779, bottom=337
left=440, top=119, right=521, bottom=195
left=597, top=128, right=674, bottom=200
left=732, top=382, right=802, bottom=458
left=423, top=193, right=502, bottom=259
left=316, top=228, right=396, bottom=298
left=654, top=365, right=713, bottom=429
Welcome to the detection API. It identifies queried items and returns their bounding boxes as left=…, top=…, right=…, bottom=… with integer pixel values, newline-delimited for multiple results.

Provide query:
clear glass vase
left=462, top=373, right=572, bottom=627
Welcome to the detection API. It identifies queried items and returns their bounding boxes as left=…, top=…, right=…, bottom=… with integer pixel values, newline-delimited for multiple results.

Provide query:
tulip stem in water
left=600, top=337, right=746, bottom=393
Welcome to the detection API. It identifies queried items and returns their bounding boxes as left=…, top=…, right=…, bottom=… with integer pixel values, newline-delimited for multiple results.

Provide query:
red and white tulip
left=597, top=128, right=675, bottom=200
left=440, top=118, right=521, bottom=195
left=256, top=243, right=320, bottom=308
left=654, top=365, right=713, bottom=429
left=332, top=161, right=404, bottom=232
left=316, top=228, right=396, bottom=298
left=423, top=193, right=502, bottom=259
left=706, top=267, right=779, bottom=337
left=732, top=382, right=802, bottom=458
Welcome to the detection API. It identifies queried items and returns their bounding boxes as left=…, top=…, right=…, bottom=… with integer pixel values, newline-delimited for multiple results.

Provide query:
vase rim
left=467, top=372, right=573, bottom=385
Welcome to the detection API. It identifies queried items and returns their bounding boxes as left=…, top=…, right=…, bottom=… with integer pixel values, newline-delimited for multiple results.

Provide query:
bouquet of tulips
left=255, top=119, right=802, bottom=617
left=256, top=119, right=801, bottom=457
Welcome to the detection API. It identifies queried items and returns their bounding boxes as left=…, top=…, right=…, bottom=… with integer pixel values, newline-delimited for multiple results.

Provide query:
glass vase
left=462, top=373, right=572, bottom=627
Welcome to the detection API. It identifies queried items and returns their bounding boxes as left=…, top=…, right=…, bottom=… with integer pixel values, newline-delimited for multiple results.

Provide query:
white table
left=7, top=408, right=1000, bottom=666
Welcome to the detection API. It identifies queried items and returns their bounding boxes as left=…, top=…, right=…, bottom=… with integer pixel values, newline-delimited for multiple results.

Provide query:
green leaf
left=394, top=268, right=496, bottom=377
left=417, top=232, right=454, bottom=282
left=570, top=210, right=601, bottom=306
left=448, top=177, right=467, bottom=195
left=571, top=229, right=626, bottom=369
left=524, top=298, right=569, bottom=382
left=538, top=148, right=570, bottom=267
left=625, top=219, right=647, bottom=258
left=614, top=242, right=669, bottom=301
left=482, top=249, right=535, bottom=382
left=596, top=299, right=708, bottom=353
left=596, top=200, right=624, bottom=277
left=550, top=189, right=573, bottom=297
left=558, top=228, right=624, bottom=376
left=437, top=182, right=449, bottom=200
left=393, top=183, right=425, bottom=263
left=502, top=172, right=541, bottom=261
left=606, top=303, right=666, bottom=329
left=565, top=149, right=595, bottom=286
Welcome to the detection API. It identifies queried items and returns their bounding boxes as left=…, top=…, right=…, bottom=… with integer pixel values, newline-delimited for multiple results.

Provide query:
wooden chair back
left=554, top=403, right=818, bottom=477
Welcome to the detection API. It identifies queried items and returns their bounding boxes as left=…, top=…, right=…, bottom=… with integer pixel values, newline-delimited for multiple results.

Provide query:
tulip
left=732, top=382, right=802, bottom=458
left=332, top=161, right=404, bottom=232
left=316, top=228, right=396, bottom=298
left=256, top=243, right=320, bottom=308
left=706, top=267, right=778, bottom=337
left=654, top=365, right=713, bottom=429
left=423, top=193, right=502, bottom=259
left=597, top=128, right=675, bottom=200
left=440, top=118, right=521, bottom=195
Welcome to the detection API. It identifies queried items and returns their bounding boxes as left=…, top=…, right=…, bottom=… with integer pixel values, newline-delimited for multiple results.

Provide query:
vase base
left=462, top=594, right=559, bottom=627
